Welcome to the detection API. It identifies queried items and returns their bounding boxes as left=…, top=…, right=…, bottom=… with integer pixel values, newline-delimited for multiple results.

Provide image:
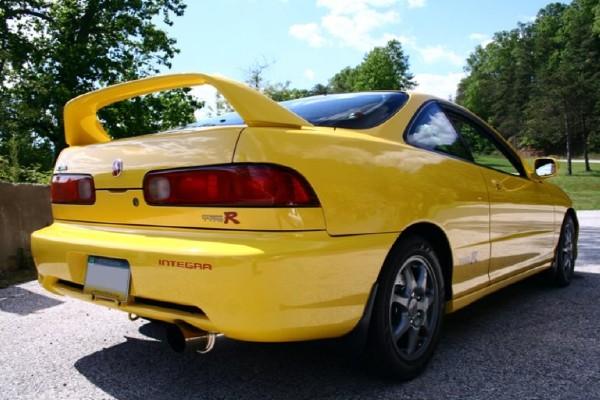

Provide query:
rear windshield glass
left=186, top=92, right=408, bottom=130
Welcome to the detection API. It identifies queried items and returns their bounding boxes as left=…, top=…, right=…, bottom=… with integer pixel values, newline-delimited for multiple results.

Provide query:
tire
left=366, top=235, right=445, bottom=380
left=549, top=215, right=577, bottom=287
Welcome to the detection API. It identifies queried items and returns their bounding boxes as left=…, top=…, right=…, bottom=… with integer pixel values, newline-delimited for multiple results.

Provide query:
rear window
left=187, top=92, right=408, bottom=130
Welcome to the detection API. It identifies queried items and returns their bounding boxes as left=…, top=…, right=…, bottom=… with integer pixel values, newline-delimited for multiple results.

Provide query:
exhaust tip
left=166, top=322, right=216, bottom=354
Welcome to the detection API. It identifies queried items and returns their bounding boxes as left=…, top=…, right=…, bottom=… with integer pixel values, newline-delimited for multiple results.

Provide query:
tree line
left=244, top=39, right=414, bottom=101
left=457, top=0, right=600, bottom=174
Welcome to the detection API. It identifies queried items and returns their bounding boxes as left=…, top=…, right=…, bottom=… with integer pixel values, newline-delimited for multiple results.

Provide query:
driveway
left=1, top=211, right=599, bottom=400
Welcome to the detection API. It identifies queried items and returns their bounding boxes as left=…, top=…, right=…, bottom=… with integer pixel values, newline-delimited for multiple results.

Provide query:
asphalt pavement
left=1, top=211, right=599, bottom=400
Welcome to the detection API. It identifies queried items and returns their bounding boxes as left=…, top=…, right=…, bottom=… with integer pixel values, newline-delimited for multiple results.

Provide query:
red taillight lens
left=51, top=174, right=96, bottom=204
left=143, top=164, right=320, bottom=207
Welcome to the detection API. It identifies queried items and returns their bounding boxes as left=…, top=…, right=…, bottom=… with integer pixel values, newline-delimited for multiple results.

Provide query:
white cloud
left=413, top=72, right=466, bottom=100
left=289, top=0, right=466, bottom=70
left=316, top=0, right=398, bottom=15
left=469, top=33, right=493, bottom=47
left=289, top=23, right=325, bottom=47
left=407, top=0, right=425, bottom=8
left=290, top=0, right=401, bottom=51
left=417, top=45, right=463, bottom=66
left=304, top=68, right=316, bottom=81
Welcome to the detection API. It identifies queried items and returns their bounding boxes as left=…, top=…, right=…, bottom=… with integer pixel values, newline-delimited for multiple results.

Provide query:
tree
left=329, top=39, right=415, bottom=93
left=242, top=60, right=327, bottom=101
left=0, top=0, right=201, bottom=178
left=457, top=0, right=600, bottom=174
left=244, top=58, right=272, bottom=90
left=329, top=67, right=358, bottom=93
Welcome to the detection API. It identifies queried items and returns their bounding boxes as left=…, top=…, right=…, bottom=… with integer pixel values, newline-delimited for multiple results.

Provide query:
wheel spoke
left=406, top=327, right=420, bottom=355
left=392, top=315, right=411, bottom=339
left=391, top=292, right=410, bottom=309
left=416, top=265, right=428, bottom=291
left=394, top=272, right=405, bottom=287
left=564, top=257, right=571, bottom=271
left=418, top=293, right=434, bottom=312
left=403, top=266, right=417, bottom=293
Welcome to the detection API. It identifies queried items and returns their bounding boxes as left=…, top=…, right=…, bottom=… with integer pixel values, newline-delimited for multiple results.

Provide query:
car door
left=404, top=102, right=491, bottom=297
left=445, top=108, right=555, bottom=283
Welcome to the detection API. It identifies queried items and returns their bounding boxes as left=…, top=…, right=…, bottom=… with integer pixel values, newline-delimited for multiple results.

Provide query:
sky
left=162, top=0, right=566, bottom=109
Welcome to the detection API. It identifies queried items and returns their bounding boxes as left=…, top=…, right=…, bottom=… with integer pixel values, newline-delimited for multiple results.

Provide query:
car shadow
left=74, top=269, right=600, bottom=400
left=0, top=286, right=63, bottom=316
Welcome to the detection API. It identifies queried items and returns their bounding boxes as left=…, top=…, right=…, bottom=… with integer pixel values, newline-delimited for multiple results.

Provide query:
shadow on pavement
left=74, top=269, right=600, bottom=400
left=0, top=286, right=63, bottom=316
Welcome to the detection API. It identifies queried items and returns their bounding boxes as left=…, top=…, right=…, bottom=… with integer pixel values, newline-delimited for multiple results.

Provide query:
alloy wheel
left=389, top=255, right=440, bottom=361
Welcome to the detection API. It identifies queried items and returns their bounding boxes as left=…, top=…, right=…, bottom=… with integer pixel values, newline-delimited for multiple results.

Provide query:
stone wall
left=0, top=182, right=52, bottom=278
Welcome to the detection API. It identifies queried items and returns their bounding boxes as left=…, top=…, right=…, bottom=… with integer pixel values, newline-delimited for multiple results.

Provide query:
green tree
left=457, top=0, right=600, bottom=175
left=0, top=0, right=201, bottom=179
left=329, top=40, right=415, bottom=93
left=328, top=66, right=359, bottom=93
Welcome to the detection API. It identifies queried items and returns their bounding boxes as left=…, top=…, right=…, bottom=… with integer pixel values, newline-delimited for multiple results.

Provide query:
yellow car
left=31, top=73, right=578, bottom=379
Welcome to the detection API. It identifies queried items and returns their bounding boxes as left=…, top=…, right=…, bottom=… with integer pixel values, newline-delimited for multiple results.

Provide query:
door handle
left=492, top=179, right=503, bottom=191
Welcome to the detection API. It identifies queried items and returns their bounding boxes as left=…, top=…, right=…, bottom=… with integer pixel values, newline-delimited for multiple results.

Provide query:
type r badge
left=201, top=212, right=240, bottom=224
left=112, top=159, right=123, bottom=177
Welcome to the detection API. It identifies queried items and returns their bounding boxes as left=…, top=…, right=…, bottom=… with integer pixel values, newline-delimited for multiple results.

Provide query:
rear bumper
left=31, top=221, right=396, bottom=342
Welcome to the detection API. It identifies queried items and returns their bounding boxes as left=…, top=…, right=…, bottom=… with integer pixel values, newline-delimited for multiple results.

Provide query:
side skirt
left=446, top=262, right=552, bottom=313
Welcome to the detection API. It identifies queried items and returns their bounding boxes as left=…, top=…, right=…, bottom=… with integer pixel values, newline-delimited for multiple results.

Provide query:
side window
left=448, top=113, right=522, bottom=176
left=406, top=102, right=472, bottom=161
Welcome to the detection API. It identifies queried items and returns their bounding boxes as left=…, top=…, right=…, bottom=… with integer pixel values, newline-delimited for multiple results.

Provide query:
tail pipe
left=166, top=322, right=217, bottom=354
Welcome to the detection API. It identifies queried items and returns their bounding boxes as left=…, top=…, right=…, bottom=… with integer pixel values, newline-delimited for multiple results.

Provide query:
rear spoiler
left=64, top=73, right=312, bottom=146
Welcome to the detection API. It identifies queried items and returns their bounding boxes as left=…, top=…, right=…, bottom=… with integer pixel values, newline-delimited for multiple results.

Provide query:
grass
left=470, top=155, right=599, bottom=210
left=549, top=161, right=600, bottom=210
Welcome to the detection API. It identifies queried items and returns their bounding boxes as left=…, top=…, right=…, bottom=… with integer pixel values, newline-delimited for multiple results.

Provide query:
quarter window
left=406, top=102, right=472, bottom=161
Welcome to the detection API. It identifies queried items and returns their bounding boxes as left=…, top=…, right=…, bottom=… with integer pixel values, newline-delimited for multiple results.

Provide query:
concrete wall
left=0, top=182, right=52, bottom=278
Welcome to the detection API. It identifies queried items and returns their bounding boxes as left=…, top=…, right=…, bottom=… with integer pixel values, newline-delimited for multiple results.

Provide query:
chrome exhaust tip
left=166, top=322, right=217, bottom=354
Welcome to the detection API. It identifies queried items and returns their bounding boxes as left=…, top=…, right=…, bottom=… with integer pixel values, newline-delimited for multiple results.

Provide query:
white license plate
left=84, top=256, right=131, bottom=302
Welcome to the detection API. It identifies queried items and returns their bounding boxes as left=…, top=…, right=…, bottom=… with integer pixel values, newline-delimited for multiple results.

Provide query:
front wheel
left=550, top=215, right=577, bottom=287
left=366, top=235, right=445, bottom=380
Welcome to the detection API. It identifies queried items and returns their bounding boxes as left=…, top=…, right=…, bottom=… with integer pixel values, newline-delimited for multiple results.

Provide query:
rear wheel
left=367, top=235, right=445, bottom=380
left=550, top=215, right=576, bottom=287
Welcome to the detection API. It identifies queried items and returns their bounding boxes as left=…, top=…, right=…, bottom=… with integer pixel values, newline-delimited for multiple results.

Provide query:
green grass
left=470, top=155, right=600, bottom=210
left=549, top=161, right=600, bottom=210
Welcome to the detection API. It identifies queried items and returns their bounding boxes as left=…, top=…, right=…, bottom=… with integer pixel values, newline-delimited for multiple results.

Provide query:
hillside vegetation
left=457, top=0, right=600, bottom=174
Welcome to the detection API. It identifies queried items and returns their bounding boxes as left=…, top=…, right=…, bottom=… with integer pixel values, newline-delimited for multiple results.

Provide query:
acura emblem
left=112, top=159, right=123, bottom=177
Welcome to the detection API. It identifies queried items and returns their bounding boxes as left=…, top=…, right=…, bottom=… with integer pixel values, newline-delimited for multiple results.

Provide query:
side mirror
left=534, top=158, right=558, bottom=179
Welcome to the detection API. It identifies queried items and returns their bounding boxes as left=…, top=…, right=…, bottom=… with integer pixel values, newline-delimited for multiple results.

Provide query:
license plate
left=84, top=256, right=131, bottom=303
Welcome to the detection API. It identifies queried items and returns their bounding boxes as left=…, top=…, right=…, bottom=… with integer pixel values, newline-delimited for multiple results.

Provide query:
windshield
left=186, top=92, right=409, bottom=130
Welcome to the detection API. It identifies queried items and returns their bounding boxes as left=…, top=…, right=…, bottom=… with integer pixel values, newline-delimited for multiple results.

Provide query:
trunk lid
left=55, top=126, right=242, bottom=189
left=52, top=126, right=325, bottom=231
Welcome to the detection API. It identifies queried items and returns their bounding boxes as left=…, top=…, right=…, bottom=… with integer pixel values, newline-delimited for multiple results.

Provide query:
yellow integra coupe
left=31, top=73, right=578, bottom=379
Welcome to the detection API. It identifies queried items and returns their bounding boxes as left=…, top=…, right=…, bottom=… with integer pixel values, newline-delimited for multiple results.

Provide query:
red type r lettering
left=223, top=211, right=240, bottom=224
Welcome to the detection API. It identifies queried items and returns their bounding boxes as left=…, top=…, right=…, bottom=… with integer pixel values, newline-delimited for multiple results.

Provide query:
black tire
left=366, top=235, right=445, bottom=380
left=549, top=215, right=577, bottom=287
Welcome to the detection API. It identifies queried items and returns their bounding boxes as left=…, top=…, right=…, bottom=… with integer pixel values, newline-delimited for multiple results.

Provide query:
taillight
left=143, top=164, right=320, bottom=207
left=51, top=174, right=95, bottom=204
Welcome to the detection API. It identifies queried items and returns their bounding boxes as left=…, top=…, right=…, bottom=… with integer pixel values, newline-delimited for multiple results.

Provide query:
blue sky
left=163, top=0, right=566, bottom=104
